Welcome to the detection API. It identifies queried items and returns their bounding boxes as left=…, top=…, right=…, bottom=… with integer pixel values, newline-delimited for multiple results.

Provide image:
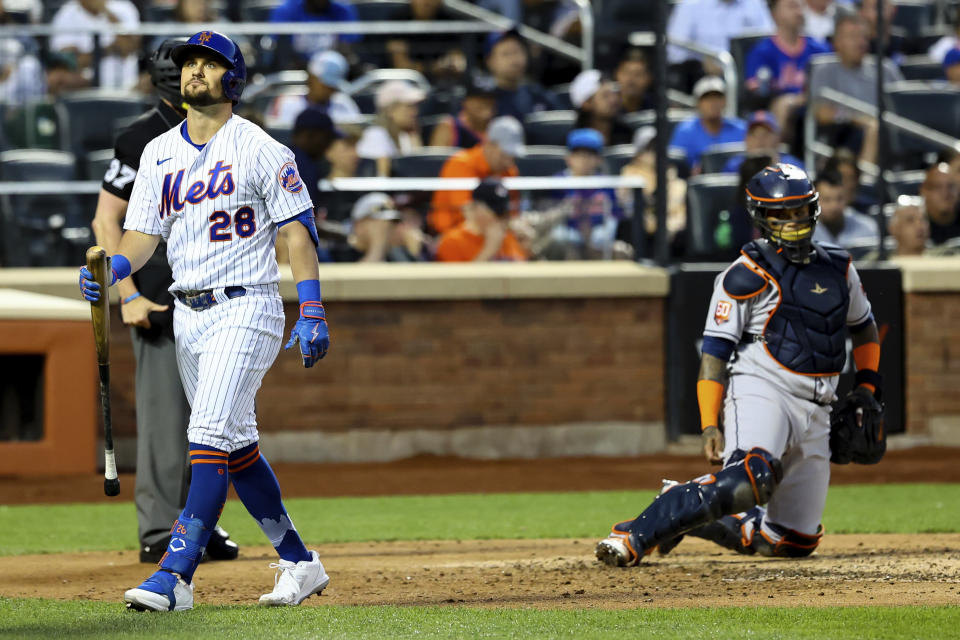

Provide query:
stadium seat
left=348, top=69, right=431, bottom=115
left=891, top=0, right=937, bottom=32
left=898, top=56, right=946, bottom=81
left=84, top=149, right=115, bottom=182
left=522, top=111, right=575, bottom=146
left=684, top=174, right=740, bottom=258
left=57, top=91, right=150, bottom=167
left=241, top=0, right=282, bottom=22
left=603, top=145, right=636, bottom=174
left=352, top=0, right=407, bottom=20
left=265, top=124, right=293, bottom=148
left=728, top=31, right=775, bottom=116
left=2, top=100, right=68, bottom=151
left=515, top=146, right=567, bottom=177
left=389, top=147, right=459, bottom=178
left=885, top=169, right=927, bottom=201
left=551, top=83, right=573, bottom=111
left=885, top=82, right=960, bottom=165
left=0, top=149, right=88, bottom=267
left=622, top=109, right=693, bottom=141
left=419, top=114, right=449, bottom=143
left=699, top=142, right=746, bottom=174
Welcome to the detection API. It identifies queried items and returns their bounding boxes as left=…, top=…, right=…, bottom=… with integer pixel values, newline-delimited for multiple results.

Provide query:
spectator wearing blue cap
left=266, top=50, right=360, bottom=128
left=546, top=128, right=626, bottom=260
left=722, top=111, right=804, bottom=173
left=944, top=48, right=960, bottom=86
left=669, top=76, right=747, bottom=171
left=270, top=0, right=361, bottom=61
left=484, top=28, right=561, bottom=122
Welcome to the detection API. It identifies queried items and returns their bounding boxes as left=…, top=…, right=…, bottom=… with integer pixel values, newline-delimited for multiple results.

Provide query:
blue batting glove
left=78, top=259, right=115, bottom=302
left=284, top=301, right=329, bottom=368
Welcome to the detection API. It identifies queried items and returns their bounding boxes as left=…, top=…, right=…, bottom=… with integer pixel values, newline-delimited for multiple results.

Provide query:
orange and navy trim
left=189, top=447, right=228, bottom=466
left=228, top=444, right=261, bottom=474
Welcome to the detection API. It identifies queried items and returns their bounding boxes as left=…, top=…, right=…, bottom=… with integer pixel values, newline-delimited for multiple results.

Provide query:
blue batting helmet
left=171, top=30, right=246, bottom=104
left=745, top=163, right=821, bottom=263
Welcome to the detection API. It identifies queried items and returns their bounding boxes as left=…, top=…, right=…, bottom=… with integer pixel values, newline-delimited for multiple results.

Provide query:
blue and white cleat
left=124, top=570, right=194, bottom=611
left=258, top=550, right=330, bottom=606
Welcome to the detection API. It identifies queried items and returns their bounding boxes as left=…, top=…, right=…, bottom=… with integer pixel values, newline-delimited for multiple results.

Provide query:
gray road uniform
left=701, top=238, right=872, bottom=543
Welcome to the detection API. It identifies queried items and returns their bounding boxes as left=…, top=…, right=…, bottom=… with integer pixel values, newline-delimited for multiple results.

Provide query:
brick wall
left=108, top=297, right=665, bottom=438
left=904, top=292, right=960, bottom=433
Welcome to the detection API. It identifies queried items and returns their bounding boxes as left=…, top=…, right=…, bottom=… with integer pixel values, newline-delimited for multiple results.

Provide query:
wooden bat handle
left=86, top=246, right=110, bottom=366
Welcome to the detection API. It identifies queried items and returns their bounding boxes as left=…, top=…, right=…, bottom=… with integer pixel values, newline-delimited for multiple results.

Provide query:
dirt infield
left=2, top=447, right=960, bottom=505
left=3, top=449, right=959, bottom=609
left=1, top=535, right=958, bottom=609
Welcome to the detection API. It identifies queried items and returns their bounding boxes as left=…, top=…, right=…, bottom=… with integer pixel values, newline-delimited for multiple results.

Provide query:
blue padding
left=278, top=209, right=320, bottom=247
left=722, top=263, right=767, bottom=299
left=702, top=336, right=736, bottom=360
left=111, top=254, right=132, bottom=281
left=159, top=515, right=210, bottom=578
left=296, top=279, right=322, bottom=304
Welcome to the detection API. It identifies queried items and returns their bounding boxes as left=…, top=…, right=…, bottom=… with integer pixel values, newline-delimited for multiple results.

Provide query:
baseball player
left=79, top=31, right=330, bottom=611
left=596, top=163, right=883, bottom=565
left=91, top=38, right=238, bottom=565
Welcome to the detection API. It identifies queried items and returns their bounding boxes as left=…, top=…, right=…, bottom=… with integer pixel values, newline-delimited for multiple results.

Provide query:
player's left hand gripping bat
left=86, top=246, right=120, bottom=497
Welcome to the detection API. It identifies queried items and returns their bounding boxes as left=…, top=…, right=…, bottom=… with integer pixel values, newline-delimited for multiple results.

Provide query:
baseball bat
left=86, top=246, right=120, bottom=497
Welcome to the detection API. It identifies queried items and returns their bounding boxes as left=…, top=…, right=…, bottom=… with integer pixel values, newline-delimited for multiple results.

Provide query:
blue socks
left=158, top=444, right=230, bottom=583
left=229, top=442, right=310, bottom=563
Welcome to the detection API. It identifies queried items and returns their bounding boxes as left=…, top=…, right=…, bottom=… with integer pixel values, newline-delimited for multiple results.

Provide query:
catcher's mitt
left=829, top=386, right=886, bottom=465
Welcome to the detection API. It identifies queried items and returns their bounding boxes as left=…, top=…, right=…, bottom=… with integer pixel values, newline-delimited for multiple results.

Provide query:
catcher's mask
left=745, top=163, right=820, bottom=264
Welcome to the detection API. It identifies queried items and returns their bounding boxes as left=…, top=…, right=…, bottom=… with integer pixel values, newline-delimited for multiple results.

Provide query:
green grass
left=0, top=484, right=957, bottom=557
left=1, top=599, right=958, bottom=640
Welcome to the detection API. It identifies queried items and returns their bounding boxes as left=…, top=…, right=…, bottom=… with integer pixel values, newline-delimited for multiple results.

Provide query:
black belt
left=175, top=286, right=246, bottom=311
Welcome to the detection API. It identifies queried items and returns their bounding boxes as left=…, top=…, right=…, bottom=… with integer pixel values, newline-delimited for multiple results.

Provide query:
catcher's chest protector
left=744, top=241, right=850, bottom=375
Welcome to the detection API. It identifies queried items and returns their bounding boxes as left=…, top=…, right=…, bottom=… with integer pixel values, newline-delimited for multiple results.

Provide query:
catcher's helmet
left=171, top=30, right=246, bottom=104
left=745, top=163, right=820, bottom=264
left=149, top=38, right=187, bottom=106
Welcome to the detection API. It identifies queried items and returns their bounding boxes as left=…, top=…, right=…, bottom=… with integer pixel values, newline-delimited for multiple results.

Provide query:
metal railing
left=804, top=85, right=960, bottom=176
left=629, top=31, right=738, bottom=117
left=0, top=0, right=594, bottom=70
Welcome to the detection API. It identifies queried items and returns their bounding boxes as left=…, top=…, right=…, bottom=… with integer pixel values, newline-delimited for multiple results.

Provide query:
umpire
left=91, top=39, right=238, bottom=563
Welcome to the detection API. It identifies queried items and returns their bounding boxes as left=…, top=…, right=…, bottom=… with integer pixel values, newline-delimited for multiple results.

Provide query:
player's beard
left=183, top=83, right=225, bottom=107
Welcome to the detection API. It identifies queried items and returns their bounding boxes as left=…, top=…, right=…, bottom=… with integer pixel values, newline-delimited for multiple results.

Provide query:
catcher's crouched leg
left=596, top=448, right=783, bottom=566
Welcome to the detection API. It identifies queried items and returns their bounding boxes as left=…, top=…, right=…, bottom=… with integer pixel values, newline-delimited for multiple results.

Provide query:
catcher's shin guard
left=616, top=448, right=782, bottom=558
left=741, top=516, right=823, bottom=558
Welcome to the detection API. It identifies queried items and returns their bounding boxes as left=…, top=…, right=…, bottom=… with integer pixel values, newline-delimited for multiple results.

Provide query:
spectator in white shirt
left=50, top=0, right=141, bottom=89
left=356, top=80, right=426, bottom=176
left=804, top=0, right=836, bottom=41
left=667, top=0, right=774, bottom=72
left=0, top=34, right=44, bottom=105
left=266, top=50, right=361, bottom=128
left=929, top=16, right=960, bottom=64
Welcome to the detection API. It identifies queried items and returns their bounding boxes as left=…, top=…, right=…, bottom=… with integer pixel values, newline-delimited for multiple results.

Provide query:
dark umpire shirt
left=101, top=99, right=184, bottom=341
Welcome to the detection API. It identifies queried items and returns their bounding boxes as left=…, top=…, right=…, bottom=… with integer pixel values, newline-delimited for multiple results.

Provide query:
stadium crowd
left=1, top=0, right=960, bottom=266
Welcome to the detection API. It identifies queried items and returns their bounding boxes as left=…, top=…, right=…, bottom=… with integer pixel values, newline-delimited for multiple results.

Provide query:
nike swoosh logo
left=156, top=157, right=173, bottom=166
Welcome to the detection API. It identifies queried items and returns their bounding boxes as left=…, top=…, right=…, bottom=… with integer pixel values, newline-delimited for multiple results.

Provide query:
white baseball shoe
left=124, top=570, right=194, bottom=611
left=258, top=550, right=330, bottom=606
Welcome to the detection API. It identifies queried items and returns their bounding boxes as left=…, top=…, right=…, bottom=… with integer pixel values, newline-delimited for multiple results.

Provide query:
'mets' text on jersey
left=124, top=115, right=313, bottom=291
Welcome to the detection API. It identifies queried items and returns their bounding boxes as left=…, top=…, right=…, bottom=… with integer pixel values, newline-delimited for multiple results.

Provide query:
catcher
left=596, top=163, right=885, bottom=566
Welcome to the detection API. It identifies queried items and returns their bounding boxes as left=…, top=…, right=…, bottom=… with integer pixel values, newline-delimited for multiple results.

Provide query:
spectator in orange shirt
left=436, top=180, right=528, bottom=262
left=428, top=115, right=524, bottom=233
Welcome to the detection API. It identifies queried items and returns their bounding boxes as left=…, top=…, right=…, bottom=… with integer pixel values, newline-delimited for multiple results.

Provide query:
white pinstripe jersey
left=123, top=114, right=313, bottom=292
